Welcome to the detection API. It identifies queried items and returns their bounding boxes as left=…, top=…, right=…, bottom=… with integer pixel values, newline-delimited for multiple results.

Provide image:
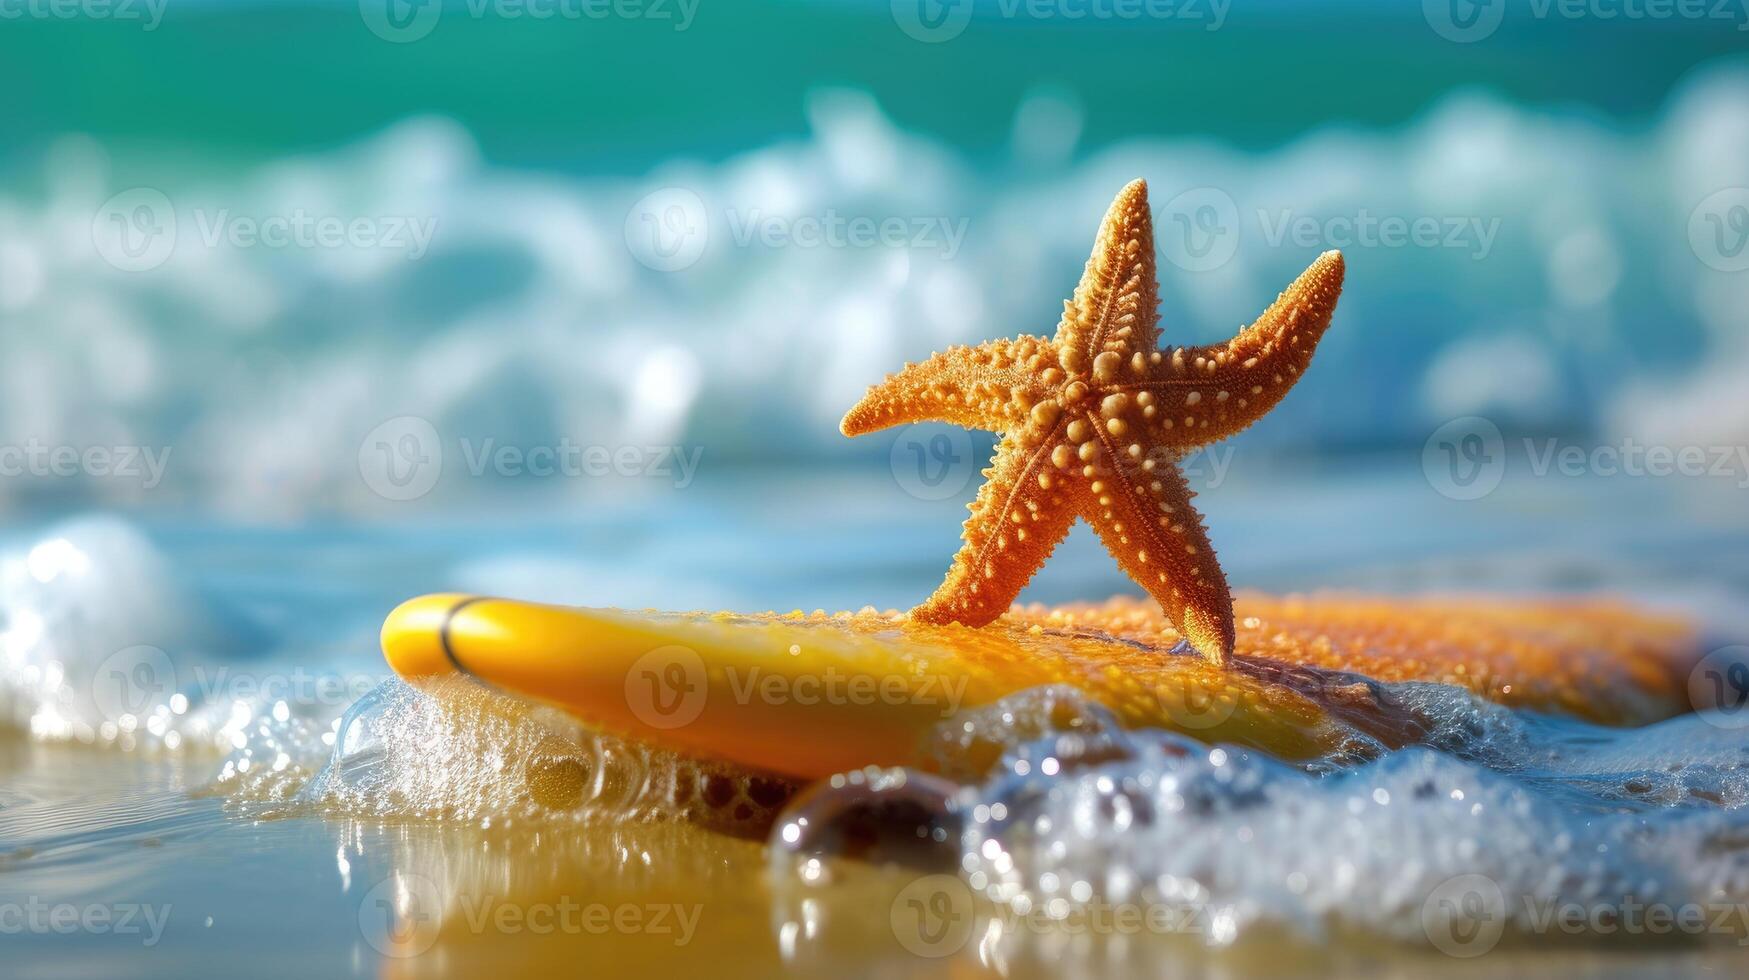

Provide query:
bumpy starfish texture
left=841, top=179, right=1346, bottom=663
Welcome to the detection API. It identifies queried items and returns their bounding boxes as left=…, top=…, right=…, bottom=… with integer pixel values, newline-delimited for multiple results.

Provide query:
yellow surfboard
left=381, top=592, right=1698, bottom=780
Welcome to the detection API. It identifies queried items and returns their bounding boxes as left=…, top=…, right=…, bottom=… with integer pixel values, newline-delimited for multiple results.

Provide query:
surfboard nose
left=380, top=593, right=479, bottom=679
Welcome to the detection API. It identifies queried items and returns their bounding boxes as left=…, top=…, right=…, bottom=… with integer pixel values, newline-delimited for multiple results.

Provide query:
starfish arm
left=1122, top=250, right=1345, bottom=448
left=911, top=429, right=1078, bottom=627
left=1052, top=179, right=1162, bottom=369
left=1079, top=427, right=1235, bottom=663
left=840, top=337, right=1054, bottom=437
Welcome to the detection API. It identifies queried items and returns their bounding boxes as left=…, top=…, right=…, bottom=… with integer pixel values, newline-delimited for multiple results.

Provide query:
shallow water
left=4, top=466, right=1749, bottom=976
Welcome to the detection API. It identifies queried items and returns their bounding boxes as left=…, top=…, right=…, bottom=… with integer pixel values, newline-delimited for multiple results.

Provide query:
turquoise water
left=5, top=56, right=1749, bottom=512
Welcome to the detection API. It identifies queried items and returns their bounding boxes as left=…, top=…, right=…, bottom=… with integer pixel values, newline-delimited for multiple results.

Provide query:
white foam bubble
left=272, top=677, right=794, bottom=834
left=930, top=687, right=1749, bottom=951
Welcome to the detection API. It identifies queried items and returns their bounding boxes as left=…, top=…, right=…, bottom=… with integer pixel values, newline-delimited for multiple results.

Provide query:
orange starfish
left=841, top=180, right=1346, bottom=663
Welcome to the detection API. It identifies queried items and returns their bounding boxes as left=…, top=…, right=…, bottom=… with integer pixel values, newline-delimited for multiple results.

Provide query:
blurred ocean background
left=0, top=0, right=1746, bottom=518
